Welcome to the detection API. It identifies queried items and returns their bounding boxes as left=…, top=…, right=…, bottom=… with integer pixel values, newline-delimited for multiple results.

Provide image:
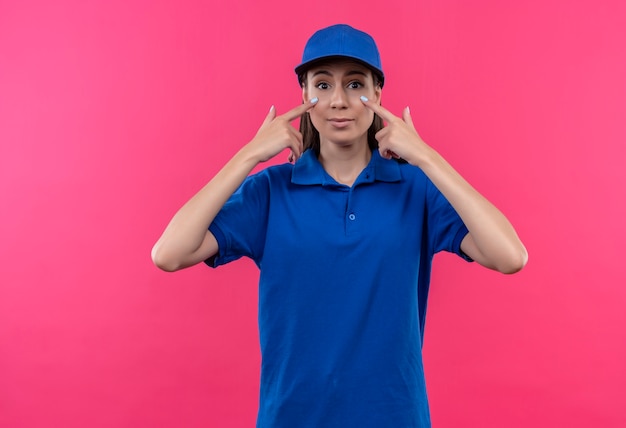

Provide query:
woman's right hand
left=152, top=99, right=318, bottom=272
left=244, top=98, right=318, bottom=163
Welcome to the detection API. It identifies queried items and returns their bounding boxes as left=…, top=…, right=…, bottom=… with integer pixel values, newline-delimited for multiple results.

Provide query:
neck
left=318, top=137, right=371, bottom=187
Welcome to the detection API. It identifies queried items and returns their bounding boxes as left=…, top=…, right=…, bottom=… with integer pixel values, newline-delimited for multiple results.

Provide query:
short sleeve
left=425, top=179, right=472, bottom=262
left=205, top=171, right=270, bottom=268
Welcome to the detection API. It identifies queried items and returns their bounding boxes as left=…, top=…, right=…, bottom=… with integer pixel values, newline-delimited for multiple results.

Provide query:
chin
left=320, top=134, right=367, bottom=148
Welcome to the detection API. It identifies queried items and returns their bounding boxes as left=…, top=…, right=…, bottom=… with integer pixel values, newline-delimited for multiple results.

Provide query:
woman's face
left=303, top=60, right=381, bottom=147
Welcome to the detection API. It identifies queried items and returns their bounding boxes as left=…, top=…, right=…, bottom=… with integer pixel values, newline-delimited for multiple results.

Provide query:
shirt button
left=348, top=213, right=356, bottom=221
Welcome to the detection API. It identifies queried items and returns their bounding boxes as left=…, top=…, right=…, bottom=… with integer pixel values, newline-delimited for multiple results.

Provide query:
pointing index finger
left=360, top=96, right=396, bottom=122
left=281, top=97, right=319, bottom=122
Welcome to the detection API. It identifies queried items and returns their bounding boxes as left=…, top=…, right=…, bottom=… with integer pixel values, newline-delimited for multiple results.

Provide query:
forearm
left=416, top=146, right=528, bottom=273
left=151, top=147, right=259, bottom=271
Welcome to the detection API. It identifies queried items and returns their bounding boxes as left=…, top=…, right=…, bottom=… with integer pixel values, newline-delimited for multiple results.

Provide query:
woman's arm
left=151, top=100, right=318, bottom=272
left=362, top=98, right=528, bottom=274
left=417, top=149, right=528, bottom=274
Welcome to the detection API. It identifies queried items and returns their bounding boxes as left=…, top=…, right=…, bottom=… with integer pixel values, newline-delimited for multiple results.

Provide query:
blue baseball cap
left=295, top=24, right=384, bottom=87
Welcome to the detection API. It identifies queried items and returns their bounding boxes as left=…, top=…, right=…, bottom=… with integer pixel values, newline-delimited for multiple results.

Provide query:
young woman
left=152, top=24, right=527, bottom=428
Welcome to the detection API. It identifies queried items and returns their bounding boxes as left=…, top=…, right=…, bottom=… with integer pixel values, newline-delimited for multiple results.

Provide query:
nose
left=329, top=86, right=348, bottom=109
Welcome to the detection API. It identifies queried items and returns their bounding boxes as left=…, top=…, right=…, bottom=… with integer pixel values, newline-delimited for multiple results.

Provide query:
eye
left=316, top=82, right=330, bottom=90
left=348, top=81, right=363, bottom=89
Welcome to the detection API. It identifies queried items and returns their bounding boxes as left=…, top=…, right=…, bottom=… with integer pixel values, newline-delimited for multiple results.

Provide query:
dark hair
left=298, top=70, right=384, bottom=157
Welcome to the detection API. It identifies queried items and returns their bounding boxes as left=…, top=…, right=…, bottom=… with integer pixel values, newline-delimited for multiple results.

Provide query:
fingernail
left=269, top=105, right=274, bottom=112
left=406, top=106, right=410, bottom=113
left=360, top=96, right=369, bottom=102
left=310, top=97, right=318, bottom=104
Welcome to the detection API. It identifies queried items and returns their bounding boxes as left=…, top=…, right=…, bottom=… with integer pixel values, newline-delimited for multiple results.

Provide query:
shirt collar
left=291, top=149, right=401, bottom=186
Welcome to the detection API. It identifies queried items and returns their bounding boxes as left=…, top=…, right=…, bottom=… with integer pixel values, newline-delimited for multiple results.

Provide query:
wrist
left=406, top=141, right=437, bottom=169
left=233, top=144, right=264, bottom=170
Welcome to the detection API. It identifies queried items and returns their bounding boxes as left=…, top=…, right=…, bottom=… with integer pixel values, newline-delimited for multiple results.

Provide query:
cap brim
left=295, top=56, right=384, bottom=86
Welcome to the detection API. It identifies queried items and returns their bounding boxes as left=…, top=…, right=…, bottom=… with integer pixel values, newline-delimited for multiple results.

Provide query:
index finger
left=281, top=98, right=319, bottom=122
left=360, top=96, right=397, bottom=122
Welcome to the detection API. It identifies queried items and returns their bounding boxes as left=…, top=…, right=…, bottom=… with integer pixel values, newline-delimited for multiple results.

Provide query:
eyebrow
left=311, top=69, right=368, bottom=78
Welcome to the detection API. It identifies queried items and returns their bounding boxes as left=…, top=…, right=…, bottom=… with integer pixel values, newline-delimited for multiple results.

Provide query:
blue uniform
left=207, top=149, right=470, bottom=427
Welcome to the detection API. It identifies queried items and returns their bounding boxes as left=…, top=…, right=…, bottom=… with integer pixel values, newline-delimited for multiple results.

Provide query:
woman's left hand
left=361, top=97, right=432, bottom=166
left=363, top=96, right=528, bottom=274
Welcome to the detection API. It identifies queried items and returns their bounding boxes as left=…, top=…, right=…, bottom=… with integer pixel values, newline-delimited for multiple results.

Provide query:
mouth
left=328, top=118, right=354, bottom=128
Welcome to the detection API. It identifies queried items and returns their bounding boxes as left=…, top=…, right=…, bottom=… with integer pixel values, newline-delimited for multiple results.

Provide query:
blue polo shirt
left=207, top=149, right=470, bottom=428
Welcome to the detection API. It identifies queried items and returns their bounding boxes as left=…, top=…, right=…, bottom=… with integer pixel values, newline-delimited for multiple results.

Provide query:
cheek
left=357, top=104, right=375, bottom=122
left=308, top=109, right=324, bottom=130
left=357, top=106, right=376, bottom=131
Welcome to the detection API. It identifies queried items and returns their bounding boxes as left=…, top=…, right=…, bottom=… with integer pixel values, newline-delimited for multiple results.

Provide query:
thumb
left=262, top=105, right=276, bottom=127
left=402, top=106, right=415, bottom=129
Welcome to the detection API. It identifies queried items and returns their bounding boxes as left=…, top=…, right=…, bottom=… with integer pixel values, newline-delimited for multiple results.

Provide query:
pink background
left=1, top=0, right=625, bottom=427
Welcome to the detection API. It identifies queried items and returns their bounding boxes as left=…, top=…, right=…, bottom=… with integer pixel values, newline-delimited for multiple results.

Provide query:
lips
left=328, top=118, right=354, bottom=128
